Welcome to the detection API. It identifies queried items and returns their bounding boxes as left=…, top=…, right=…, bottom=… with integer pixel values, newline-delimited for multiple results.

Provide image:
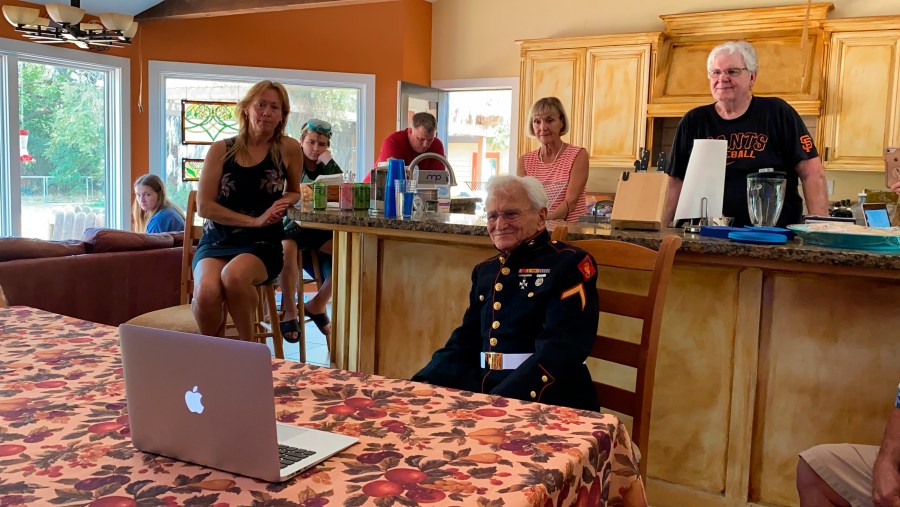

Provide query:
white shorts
left=800, top=443, right=878, bottom=507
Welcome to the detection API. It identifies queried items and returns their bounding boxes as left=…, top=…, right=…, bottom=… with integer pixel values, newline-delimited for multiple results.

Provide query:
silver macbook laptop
left=119, top=324, right=358, bottom=482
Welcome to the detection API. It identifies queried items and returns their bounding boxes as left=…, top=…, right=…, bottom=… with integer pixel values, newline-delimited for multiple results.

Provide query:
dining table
left=0, top=306, right=648, bottom=506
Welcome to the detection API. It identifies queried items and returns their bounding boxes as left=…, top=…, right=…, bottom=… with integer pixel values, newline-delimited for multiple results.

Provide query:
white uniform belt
left=481, top=352, right=532, bottom=370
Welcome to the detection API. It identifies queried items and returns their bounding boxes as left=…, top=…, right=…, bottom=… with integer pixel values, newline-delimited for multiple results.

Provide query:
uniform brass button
left=495, top=283, right=503, bottom=291
left=551, top=240, right=558, bottom=244
left=479, top=295, right=484, bottom=301
left=489, top=337, right=498, bottom=346
left=492, top=321, right=500, bottom=330
left=493, top=302, right=501, bottom=311
left=499, top=256, right=505, bottom=263
left=501, top=267, right=511, bottom=276
left=530, top=391, right=537, bottom=399
left=541, top=375, right=549, bottom=383
left=528, top=292, right=534, bottom=298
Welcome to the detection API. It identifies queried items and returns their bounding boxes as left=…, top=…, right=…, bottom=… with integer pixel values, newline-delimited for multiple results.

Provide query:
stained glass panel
left=181, top=158, right=204, bottom=181
left=181, top=100, right=238, bottom=145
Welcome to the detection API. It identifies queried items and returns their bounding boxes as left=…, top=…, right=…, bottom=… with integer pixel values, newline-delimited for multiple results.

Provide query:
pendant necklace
left=541, top=143, right=565, bottom=165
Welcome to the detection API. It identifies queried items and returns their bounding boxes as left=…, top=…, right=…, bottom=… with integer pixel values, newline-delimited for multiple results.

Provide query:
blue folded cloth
left=744, top=226, right=795, bottom=240
left=699, top=226, right=745, bottom=239
left=728, top=231, right=788, bottom=245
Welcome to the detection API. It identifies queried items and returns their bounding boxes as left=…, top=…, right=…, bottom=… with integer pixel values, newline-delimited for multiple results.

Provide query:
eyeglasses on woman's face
left=305, top=119, right=332, bottom=135
left=708, top=67, right=749, bottom=79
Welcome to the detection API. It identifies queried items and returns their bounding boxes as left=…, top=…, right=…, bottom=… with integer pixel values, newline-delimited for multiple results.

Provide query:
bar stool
left=252, top=283, right=285, bottom=359
left=282, top=247, right=326, bottom=363
left=127, top=190, right=285, bottom=359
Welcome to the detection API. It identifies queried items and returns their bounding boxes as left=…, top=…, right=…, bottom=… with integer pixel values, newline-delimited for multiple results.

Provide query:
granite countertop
left=287, top=206, right=900, bottom=271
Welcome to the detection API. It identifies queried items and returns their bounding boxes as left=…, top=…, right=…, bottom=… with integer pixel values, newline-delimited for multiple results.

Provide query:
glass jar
left=312, top=181, right=327, bottom=210
left=339, top=181, right=354, bottom=210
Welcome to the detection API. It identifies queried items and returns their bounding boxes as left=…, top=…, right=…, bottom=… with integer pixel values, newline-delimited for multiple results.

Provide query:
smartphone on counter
left=863, top=203, right=892, bottom=228
left=886, top=148, right=900, bottom=188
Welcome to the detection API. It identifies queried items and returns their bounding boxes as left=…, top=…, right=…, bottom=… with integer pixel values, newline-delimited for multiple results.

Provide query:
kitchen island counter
left=288, top=207, right=900, bottom=274
left=287, top=206, right=900, bottom=507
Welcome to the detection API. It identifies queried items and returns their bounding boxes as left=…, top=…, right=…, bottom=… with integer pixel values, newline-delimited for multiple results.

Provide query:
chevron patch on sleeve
left=561, top=283, right=586, bottom=311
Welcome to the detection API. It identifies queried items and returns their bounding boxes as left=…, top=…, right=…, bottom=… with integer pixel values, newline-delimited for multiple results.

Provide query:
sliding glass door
left=18, top=61, right=108, bottom=239
left=0, top=39, right=128, bottom=239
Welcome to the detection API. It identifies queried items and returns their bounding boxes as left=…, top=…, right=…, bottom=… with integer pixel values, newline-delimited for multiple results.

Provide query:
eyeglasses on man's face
left=486, top=208, right=534, bottom=223
left=305, top=119, right=332, bottom=135
left=708, top=67, right=749, bottom=79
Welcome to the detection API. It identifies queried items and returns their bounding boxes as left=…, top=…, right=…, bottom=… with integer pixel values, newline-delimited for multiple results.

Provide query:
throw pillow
left=0, top=237, right=87, bottom=262
left=81, top=228, right=175, bottom=253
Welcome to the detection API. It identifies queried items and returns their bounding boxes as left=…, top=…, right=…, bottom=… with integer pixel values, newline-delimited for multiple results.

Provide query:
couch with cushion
left=0, top=228, right=183, bottom=326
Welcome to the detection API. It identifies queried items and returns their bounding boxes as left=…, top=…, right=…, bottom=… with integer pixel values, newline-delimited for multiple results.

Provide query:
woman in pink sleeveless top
left=516, top=97, right=589, bottom=222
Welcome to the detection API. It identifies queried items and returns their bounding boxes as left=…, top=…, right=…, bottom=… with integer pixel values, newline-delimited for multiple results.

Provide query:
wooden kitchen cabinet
left=820, top=20, right=900, bottom=172
left=517, top=34, right=659, bottom=167
left=518, top=47, right=585, bottom=155
left=582, top=44, right=652, bottom=167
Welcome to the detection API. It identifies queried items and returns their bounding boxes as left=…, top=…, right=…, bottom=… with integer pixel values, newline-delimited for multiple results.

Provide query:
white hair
left=708, top=40, right=758, bottom=73
left=485, top=175, right=548, bottom=210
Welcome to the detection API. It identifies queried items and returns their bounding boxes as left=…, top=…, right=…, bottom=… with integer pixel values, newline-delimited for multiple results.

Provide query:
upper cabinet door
left=582, top=45, right=651, bottom=167
left=519, top=48, right=585, bottom=156
left=821, top=31, right=900, bottom=171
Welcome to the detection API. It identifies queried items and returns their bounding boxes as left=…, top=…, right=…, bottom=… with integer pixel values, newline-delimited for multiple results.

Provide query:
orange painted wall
left=3, top=0, right=432, bottom=184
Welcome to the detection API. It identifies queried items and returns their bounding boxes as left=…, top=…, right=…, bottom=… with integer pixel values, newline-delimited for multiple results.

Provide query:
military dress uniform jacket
left=412, top=229, right=600, bottom=411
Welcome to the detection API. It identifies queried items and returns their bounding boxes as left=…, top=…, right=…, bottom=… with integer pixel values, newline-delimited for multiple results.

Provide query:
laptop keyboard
left=278, top=444, right=317, bottom=469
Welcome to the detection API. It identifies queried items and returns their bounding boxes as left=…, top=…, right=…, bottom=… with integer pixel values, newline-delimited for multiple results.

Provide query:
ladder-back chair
left=561, top=227, right=682, bottom=478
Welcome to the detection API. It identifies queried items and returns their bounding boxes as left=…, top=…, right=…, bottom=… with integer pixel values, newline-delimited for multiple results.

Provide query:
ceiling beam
left=136, top=0, right=396, bottom=21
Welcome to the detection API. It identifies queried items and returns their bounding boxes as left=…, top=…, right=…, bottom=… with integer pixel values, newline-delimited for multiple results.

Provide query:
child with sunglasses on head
left=279, top=119, right=341, bottom=343
left=297, top=119, right=341, bottom=183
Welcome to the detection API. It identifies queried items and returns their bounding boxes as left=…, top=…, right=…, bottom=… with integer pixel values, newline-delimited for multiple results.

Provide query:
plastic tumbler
left=395, top=180, right=416, bottom=219
left=384, top=158, right=405, bottom=218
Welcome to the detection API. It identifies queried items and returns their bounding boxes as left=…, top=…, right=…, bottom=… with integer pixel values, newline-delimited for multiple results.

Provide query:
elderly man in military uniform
left=412, top=175, right=600, bottom=411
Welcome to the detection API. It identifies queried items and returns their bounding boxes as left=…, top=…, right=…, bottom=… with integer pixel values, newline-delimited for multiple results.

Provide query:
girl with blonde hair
left=132, top=173, right=185, bottom=233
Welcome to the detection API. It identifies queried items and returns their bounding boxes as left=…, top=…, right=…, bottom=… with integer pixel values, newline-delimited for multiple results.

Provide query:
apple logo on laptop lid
left=184, top=386, right=204, bottom=414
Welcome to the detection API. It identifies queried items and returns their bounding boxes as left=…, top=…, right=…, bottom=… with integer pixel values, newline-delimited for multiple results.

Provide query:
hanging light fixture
left=2, top=1, right=137, bottom=51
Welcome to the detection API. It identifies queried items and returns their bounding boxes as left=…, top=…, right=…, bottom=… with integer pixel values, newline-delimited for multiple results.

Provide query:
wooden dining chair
left=126, top=190, right=285, bottom=359
left=550, top=224, right=568, bottom=241
left=559, top=227, right=682, bottom=478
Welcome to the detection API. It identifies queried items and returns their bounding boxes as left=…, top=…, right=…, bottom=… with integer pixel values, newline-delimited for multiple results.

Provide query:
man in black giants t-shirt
left=663, top=41, right=829, bottom=228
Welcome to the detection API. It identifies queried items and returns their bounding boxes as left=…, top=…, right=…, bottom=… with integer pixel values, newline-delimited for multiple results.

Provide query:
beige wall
left=432, top=0, right=900, bottom=80
left=432, top=0, right=899, bottom=198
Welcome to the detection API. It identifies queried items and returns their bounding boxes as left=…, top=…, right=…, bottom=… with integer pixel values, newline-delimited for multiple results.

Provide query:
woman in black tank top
left=191, top=81, right=302, bottom=342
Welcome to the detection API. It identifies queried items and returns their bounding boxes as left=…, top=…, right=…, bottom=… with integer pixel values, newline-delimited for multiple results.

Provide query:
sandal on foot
left=304, top=303, right=331, bottom=336
left=279, top=319, right=301, bottom=344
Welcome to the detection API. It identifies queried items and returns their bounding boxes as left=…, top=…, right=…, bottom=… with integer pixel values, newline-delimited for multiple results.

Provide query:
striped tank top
left=523, top=144, right=586, bottom=222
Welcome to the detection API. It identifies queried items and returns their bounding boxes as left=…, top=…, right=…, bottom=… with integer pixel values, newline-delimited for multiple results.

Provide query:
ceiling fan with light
left=1, top=0, right=138, bottom=51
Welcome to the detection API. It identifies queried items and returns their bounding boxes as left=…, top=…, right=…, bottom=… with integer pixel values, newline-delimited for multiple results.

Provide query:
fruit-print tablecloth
left=0, top=306, right=647, bottom=507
